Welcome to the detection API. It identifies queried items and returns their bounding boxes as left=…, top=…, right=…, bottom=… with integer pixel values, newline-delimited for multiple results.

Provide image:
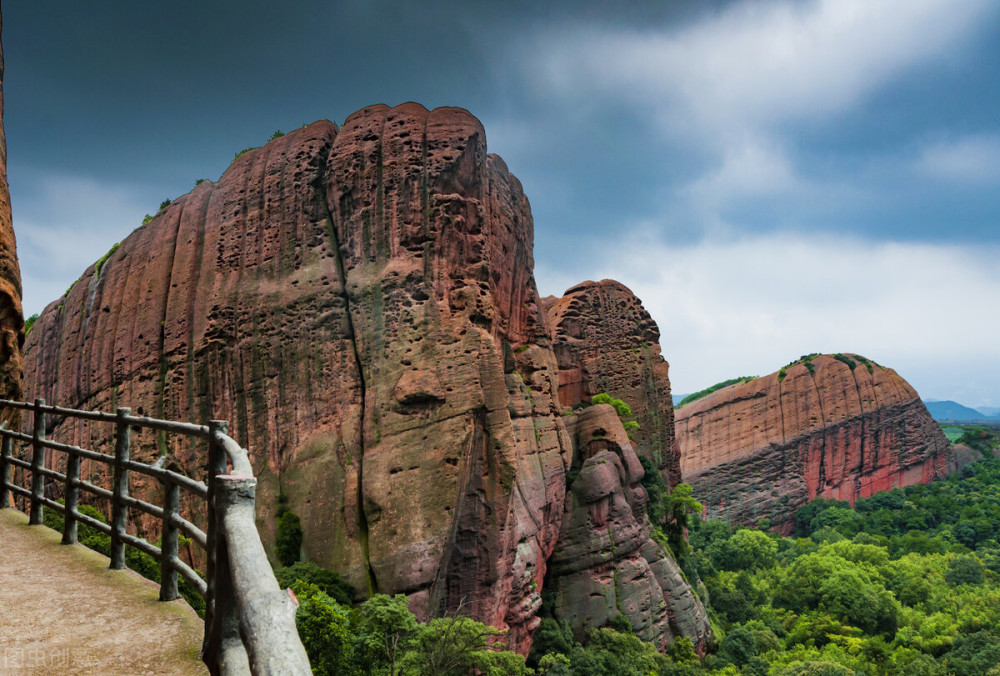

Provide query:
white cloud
left=915, top=134, right=1000, bottom=184
left=527, top=0, right=995, bottom=144
left=13, top=172, right=149, bottom=316
left=684, top=138, right=796, bottom=204
left=517, top=0, right=999, bottom=226
left=536, top=230, right=1000, bottom=407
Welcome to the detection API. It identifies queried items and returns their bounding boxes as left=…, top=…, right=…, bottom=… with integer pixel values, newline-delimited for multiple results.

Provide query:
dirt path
left=0, top=509, right=207, bottom=675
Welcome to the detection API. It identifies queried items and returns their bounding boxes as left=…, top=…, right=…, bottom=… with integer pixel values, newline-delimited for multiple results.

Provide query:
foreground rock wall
left=0, top=16, right=24, bottom=426
left=675, top=355, right=953, bottom=532
left=546, top=280, right=682, bottom=487
left=23, top=103, right=707, bottom=653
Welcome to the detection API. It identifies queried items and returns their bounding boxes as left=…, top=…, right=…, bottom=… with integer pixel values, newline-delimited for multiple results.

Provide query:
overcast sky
left=4, top=0, right=999, bottom=407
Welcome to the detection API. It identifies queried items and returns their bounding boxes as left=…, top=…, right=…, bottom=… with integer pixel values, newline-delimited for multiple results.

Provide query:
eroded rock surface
left=0, top=17, right=24, bottom=425
left=547, top=404, right=712, bottom=652
left=24, top=104, right=567, bottom=650
left=546, top=280, right=681, bottom=487
left=23, top=103, right=708, bottom=654
left=675, top=354, right=953, bottom=532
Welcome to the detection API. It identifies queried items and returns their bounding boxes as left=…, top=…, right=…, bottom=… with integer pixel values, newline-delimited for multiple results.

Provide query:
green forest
left=268, top=425, right=1000, bottom=675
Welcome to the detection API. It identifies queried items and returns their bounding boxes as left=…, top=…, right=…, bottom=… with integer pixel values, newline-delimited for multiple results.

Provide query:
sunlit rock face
left=675, top=354, right=954, bottom=532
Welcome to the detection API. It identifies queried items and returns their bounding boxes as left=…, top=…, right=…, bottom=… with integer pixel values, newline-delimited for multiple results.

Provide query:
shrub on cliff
left=276, top=509, right=303, bottom=567
left=590, top=392, right=641, bottom=438
left=591, top=392, right=631, bottom=418
left=94, top=242, right=120, bottom=278
left=833, top=354, right=857, bottom=370
left=276, top=561, right=355, bottom=606
left=676, top=377, right=756, bottom=408
left=664, top=483, right=703, bottom=558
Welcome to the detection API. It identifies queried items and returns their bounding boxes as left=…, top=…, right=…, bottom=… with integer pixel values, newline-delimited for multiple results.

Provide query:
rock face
left=0, top=16, right=24, bottom=427
left=545, top=280, right=681, bottom=487
left=547, top=404, right=711, bottom=652
left=675, top=354, right=953, bottom=532
left=23, top=103, right=707, bottom=653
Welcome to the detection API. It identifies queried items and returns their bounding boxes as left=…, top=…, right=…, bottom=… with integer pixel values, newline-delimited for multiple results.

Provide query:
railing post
left=110, top=406, right=131, bottom=569
left=63, top=448, right=82, bottom=545
left=29, top=398, right=46, bottom=525
left=0, top=431, right=11, bottom=509
left=203, top=419, right=247, bottom=674
left=217, top=475, right=311, bottom=673
left=160, top=476, right=180, bottom=601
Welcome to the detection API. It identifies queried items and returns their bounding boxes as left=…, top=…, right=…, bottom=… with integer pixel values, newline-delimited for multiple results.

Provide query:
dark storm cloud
left=2, top=0, right=998, bottom=405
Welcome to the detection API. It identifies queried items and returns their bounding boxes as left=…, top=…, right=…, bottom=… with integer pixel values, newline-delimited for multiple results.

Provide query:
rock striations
left=545, top=280, right=682, bottom=487
left=23, top=104, right=709, bottom=653
left=675, top=354, right=953, bottom=532
left=0, top=17, right=24, bottom=424
left=547, top=404, right=710, bottom=652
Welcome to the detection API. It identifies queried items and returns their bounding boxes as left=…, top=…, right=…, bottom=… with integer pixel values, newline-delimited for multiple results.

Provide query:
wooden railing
left=0, top=398, right=310, bottom=675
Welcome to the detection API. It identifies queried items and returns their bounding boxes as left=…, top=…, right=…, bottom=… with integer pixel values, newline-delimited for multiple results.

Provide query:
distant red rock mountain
left=675, top=354, right=955, bottom=532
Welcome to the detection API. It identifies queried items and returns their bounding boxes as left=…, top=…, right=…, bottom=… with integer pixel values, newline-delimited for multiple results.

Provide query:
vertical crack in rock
left=184, top=187, right=211, bottom=420
left=157, top=203, right=186, bottom=436
left=810, top=365, right=828, bottom=495
left=319, top=177, right=378, bottom=595
left=850, top=367, right=866, bottom=477
left=777, top=374, right=787, bottom=445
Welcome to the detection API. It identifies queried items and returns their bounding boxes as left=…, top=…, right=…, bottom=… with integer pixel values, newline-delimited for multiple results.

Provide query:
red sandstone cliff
left=548, top=404, right=711, bottom=652
left=0, top=15, right=24, bottom=425
left=675, top=354, right=953, bottom=532
left=545, top=280, right=681, bottom=487
left=23, top=103, right=707, bottom=652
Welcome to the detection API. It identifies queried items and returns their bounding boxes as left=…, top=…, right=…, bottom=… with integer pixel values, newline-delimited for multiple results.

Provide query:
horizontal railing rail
left=0, top=398, right=309, bottom=675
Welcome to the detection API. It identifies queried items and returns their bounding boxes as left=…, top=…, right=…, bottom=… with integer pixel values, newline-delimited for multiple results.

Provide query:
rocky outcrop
left=545, top=280, right=681, bottom=487
left=675, top=354, right=953, bottom=532
left=0, top=15, right=24, bottom=426
left=23, top=103, right=707, bottom=653
left=547, top=404, right=712, bottom=652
